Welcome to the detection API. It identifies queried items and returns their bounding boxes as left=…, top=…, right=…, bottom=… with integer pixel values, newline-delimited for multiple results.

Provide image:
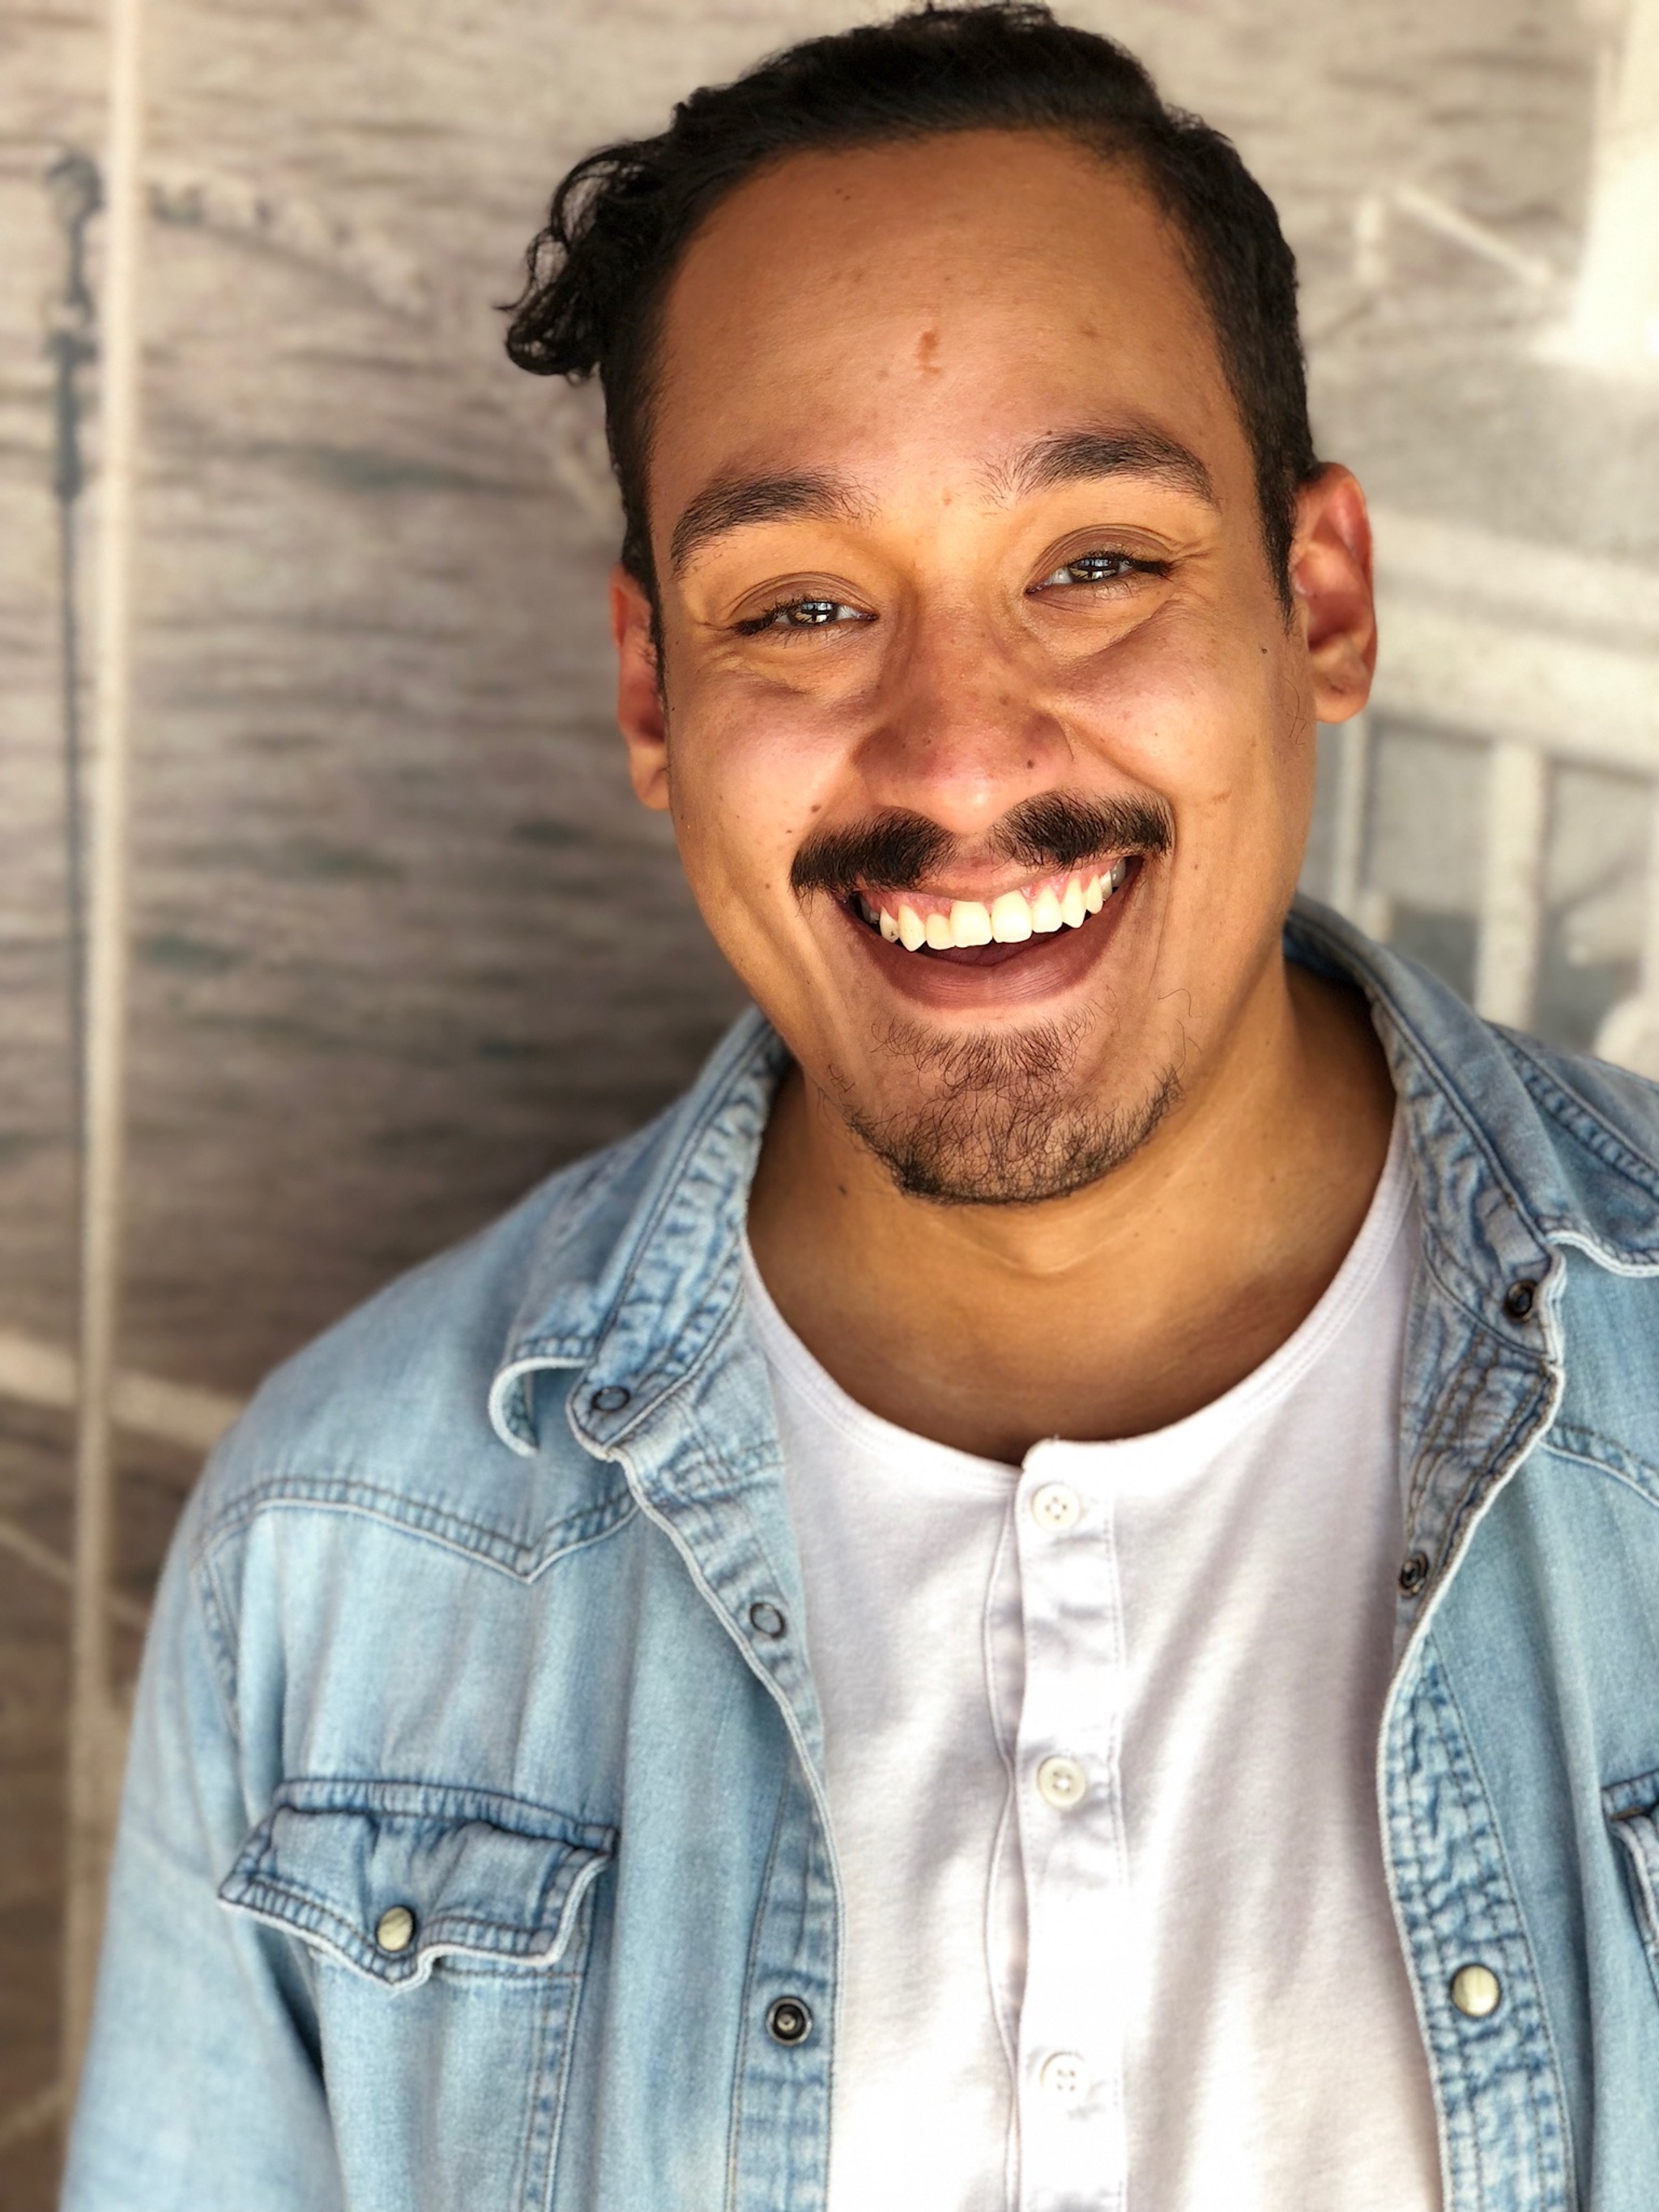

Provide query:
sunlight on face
left=615, top=130, right=1342, bottom=1202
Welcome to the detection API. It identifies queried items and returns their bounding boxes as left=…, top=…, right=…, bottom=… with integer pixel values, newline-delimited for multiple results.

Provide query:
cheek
left=1059, top=621, right=1285, bottom=818
left=665, top=698, right=843, bottom=925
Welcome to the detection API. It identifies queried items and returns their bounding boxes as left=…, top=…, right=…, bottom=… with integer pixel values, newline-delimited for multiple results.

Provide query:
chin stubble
left=845, top=1010, right=1183, bottom=1206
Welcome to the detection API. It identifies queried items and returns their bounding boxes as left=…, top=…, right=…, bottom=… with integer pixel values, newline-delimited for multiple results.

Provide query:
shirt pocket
left=1604, top=1767, right=1659, bottom=1998
left=220, top=1779, right=615, bottom=2212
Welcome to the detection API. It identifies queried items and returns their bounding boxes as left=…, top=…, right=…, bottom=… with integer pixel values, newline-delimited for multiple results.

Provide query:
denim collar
left=489, top=896, right=1659, bottom=1463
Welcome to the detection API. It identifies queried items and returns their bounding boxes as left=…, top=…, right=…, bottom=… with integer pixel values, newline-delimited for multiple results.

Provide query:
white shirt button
left=1030, top=1481, right=1082, bottom=1531
left=1039, top=2051, right=1090, bottom=2103
left=1035, top=1754, right=1088, bottom=1809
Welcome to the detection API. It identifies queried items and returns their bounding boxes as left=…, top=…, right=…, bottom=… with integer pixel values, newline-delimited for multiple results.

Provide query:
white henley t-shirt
left=740, top=1110, right=1442, bottom=2212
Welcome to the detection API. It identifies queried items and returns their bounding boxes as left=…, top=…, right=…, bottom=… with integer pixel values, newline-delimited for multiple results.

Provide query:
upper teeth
left=868, top=860, right=1129, bottom=951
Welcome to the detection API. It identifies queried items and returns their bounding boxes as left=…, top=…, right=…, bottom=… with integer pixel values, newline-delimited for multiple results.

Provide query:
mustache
left=790, top=792, right=1174, bottom=900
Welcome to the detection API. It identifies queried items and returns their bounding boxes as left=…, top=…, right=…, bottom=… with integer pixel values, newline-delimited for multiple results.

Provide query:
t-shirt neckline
left=741, top=1106, right=1412, bottom=1481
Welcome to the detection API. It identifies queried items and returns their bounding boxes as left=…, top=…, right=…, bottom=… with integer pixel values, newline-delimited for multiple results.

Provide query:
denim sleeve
left=61, top=1499, right=343, bottom=2211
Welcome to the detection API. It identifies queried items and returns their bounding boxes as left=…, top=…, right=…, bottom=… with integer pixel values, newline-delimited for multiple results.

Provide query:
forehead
left=648, top=130, right=1247, bottom=533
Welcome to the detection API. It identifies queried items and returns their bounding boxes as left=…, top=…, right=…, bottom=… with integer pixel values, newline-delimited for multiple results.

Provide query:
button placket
left=1012, top=1452, right=1128, bottom=2207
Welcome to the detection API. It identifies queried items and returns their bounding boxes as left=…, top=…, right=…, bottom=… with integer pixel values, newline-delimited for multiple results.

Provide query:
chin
left=836, top=1018, right=1184, bottom=1207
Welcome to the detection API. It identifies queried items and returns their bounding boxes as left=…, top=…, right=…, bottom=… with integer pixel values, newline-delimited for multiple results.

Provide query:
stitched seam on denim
left=1497, top=1033, right=1659, bottom=1204
left=1406, top=1334, right=1490, bottom=1530
left=1545, top=1425, right=1659, bottom=1512
left=190, top=1544, right=242, bottom=1740
left=1429, top=1653, right=1572, bottom=2208
left=1419, top=1221, right=1542, bottom=1343
left=221, top=1888, right=591, bottom=1994
left=1603, top=1812, right=1659, bottom=2015
left=1603, top=1766, right=1659, bottom=1818
left=670, top=1482, right=802, bottom=1665
left=230, top=1872, right=578, bottom=1947
left=1286, top=912, right=1567, bottom=1250
left=600, top=1262, right=749, bottom=1442
left=514, top=1952, right=555, bottom=2211
left=437, top=1952, right=583, bottom=1980
left=534, top=1124, right=659, bottom=1257
left=1409, top=1329, right=1535, bottom=1539
left=1387, top=1663, right=1456, bottom=2190
left=578, top=1023, right=780, bottom=1408
left=726, top=1766, right=794, bottom=2212
left=222, top=1871, right=596, bottom=1984
left=1432, top=1363, right=1554, bottom=1576
left=268, top=1776, right=616, bottom=1847
left=203, top=1469, right=626, bottom=1555
left=1413, top=1661, right=1490, bottom=2211
left=536, top=1921, right=589, bottom=2212
left=198, top=1475, right=634, bottom=1579
left=1444, top=1659, right=1563, bottom=2198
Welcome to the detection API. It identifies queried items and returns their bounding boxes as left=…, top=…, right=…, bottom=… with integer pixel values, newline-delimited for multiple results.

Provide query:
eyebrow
left=982, top=425, right=1218, bottom=510
left=669, top=471, right=869, bottom=575
left=667, top=423, right=1217, bottom=577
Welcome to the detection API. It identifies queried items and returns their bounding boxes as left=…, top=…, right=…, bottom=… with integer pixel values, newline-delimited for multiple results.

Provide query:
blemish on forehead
left=916, top=327, right=941, bottom=374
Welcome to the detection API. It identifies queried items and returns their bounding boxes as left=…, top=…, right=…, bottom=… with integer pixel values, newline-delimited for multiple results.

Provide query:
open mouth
left=847, top=856, right=1135, bottom=964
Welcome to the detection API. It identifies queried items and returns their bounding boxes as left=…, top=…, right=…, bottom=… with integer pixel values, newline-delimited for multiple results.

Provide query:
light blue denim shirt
left=63, top=901, right=1659, bottom=2210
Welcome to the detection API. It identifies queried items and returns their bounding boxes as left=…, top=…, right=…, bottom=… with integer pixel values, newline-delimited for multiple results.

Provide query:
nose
left=854, top=604, right=1073, bottom=841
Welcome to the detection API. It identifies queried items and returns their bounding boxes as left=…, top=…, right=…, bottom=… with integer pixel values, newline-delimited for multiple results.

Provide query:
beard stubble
left=845, top=1006, right=1182, bottom=1206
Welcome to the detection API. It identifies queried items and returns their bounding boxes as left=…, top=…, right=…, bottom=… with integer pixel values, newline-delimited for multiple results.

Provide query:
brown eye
left=736, top=596, right=870, bottom=635
left=1038, top=551, right=1145, bottom=589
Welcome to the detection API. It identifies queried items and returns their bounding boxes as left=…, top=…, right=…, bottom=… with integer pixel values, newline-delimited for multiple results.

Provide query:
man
left=63, top=8, right=1659, bottom=2210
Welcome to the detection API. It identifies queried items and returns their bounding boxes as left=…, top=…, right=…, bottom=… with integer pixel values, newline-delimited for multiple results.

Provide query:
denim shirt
left=63, top=900, right=1659, bottom=2211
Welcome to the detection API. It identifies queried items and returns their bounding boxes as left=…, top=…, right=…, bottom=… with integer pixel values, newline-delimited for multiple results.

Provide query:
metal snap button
left=375, top=1905, right=416, bottom=1954
left=1036, top=1755, right=1087, bottom=1810
left=1503, top=1280, right=1537, bottom=1321
left=1398, top=1551, right=1431, bottom=1596
left=590, top=1384, right=631, bottom=1414
left=748, top=1600, right=787, bottom=1639
left=766, top=1996, right=812, bottom=2045
left=1038, top=2051, right=1089, bottom=2102
left=1030, top=1481, right=1082, bottom=1532
left=1450, top=1962, right=1501, bottom=2018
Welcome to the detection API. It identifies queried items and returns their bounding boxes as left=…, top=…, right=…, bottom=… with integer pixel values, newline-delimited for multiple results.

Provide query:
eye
left=1033, top=550, right=1167, bottom=592
left=735, top=596, right=872, bottom=636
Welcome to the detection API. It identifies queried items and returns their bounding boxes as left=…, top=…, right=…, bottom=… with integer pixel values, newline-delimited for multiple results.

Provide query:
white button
left=1030, top=1481, right=1081, bottom=1531
left=1036, top=1755, right=1087, bottom=1809
left=1039, top=2051, right=1089, bottom=2103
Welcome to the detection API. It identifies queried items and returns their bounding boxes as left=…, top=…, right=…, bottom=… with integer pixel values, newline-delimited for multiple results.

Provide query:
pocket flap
left=219, top=1778, right=615, bottom=1988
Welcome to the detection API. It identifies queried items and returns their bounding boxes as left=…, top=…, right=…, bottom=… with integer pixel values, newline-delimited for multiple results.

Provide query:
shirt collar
left=488, top=899, right=1659, bottom=1454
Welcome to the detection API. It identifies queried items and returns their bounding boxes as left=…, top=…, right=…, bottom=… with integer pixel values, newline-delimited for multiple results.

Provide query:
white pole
left=1474, top=741, right=1550, bottom=1029
left=1559, top=0, right=1659, bottom=374
left=1325, top=712, right=1372, bottom=923
left=62, top=0, right=147, bottom=2096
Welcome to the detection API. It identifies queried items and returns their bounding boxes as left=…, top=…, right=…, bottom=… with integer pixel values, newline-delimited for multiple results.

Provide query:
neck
left=745, top=950, right=1397, bottom=1459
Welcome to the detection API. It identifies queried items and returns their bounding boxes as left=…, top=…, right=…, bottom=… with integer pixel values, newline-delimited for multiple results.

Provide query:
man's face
left=613, top=130, right=1368, bottom=1202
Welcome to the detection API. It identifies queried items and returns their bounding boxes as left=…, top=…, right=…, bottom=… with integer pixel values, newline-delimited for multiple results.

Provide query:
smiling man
left=64, top=10, right=1659, bottom=2212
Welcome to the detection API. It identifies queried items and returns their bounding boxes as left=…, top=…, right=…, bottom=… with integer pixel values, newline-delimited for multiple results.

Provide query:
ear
left=610, top=566, right=671, bottom=811
left=1290, top=465, right=1375, bottom=726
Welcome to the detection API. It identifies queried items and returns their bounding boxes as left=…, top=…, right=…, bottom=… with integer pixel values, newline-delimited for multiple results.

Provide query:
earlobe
left=609, top=566, right=672, bottom=811
left=1291, top=465, right=1376, bottom=728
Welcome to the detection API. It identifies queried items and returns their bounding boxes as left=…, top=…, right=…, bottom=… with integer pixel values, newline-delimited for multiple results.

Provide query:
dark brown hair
left=505, top=2, right=1319, bottom=609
